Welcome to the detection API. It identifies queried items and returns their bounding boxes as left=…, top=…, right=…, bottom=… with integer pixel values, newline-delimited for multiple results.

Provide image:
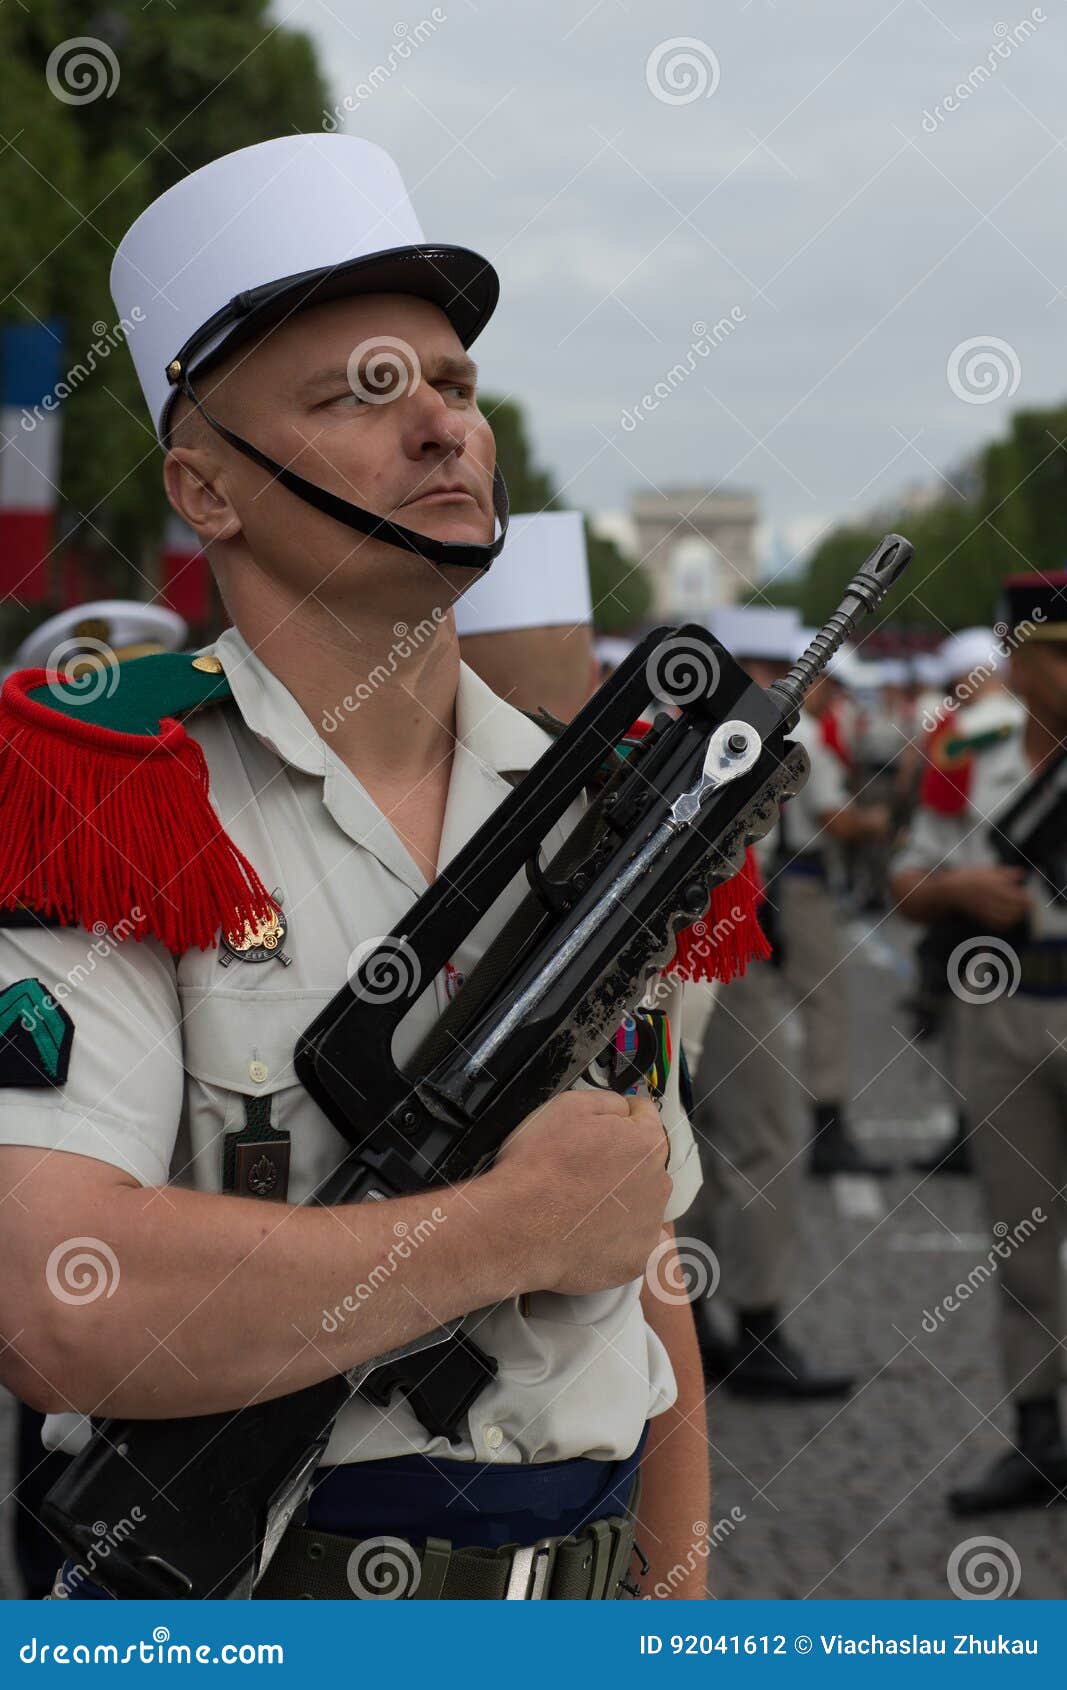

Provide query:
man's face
left=166, top=291, right=497, bottom=609
left=1009, top=640, right=1067, bottom=729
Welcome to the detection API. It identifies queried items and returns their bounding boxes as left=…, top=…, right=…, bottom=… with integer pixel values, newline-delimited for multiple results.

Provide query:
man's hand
left=490, top=1090, right=672, bottom=1295
left=947, top=864, right=1032, bottom=929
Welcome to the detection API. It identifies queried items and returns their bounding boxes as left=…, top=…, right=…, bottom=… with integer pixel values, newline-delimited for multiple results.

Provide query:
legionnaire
left=5, top=600, right=188, bottom=675
left=684, top=607, right=854, bottom=1398
left=905, top=628, right=1024, bottom=1178
left=455, top=509, right=599, bottom=721
left=777, top=629, right=894, bottom=1176
left=0, top=134, right=714, bottom=1599
left=890, top=573, right=1067, bottom=1515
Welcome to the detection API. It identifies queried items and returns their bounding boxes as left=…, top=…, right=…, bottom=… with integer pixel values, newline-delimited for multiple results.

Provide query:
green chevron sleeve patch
left=0, top=979, right=74, bottom=1087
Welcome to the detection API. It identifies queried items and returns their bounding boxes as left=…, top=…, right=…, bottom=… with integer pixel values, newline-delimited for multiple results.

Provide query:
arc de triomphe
left=631, top=487, right=760, bottom=617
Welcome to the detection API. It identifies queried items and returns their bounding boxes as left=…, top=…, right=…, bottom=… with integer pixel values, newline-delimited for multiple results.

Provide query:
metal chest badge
left=220, top=888, right=293, bottom=967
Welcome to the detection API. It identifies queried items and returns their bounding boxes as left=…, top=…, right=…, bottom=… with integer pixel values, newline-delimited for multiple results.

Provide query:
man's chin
left=396, top=503, right=494, bottom=549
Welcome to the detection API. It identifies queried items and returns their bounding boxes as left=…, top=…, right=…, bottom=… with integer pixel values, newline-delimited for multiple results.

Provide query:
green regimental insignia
left=0, top=979, right=74, bottom=1086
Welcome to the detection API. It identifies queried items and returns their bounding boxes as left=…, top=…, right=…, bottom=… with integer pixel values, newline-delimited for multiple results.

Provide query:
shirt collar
left=207, top=626, right=557, bottom=893
left=211, top=626, right=327, bottom=776
left=211, top=625, right=554, bottom=782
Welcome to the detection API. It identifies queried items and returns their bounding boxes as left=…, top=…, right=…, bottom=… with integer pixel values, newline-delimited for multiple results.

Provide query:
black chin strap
left=170, top=372, right=509, bottom=571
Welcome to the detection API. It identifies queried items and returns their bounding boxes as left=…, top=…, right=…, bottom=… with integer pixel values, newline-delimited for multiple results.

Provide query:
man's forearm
left=638, top=1236, right=711, bottom=1599
left=37, top=1170, right=530, bottom=1420
left=890, top=864, right=961, bottom=923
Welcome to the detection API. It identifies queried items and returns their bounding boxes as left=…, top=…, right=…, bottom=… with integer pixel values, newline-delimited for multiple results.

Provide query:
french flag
left=0, top=321, right=64, bottom=605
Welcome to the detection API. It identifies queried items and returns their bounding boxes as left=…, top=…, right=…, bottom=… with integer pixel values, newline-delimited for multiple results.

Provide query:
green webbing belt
left=251, top=1472, right=642, bottom=1600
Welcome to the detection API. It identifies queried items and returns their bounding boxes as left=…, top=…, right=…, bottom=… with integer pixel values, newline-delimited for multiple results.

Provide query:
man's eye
left=318, top=391, right=367, bottom=410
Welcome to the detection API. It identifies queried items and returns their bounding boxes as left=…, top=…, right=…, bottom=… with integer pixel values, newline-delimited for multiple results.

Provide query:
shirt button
left=484, top=1424, right=504, bottom=1451
left=248, top=1060, right=269, bottom=1084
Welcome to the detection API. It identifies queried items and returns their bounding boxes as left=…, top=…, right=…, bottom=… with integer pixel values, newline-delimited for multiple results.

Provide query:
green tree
left=483, top=394, right=650, bottom=631
left=1, top=3, right=329, bottom=605
left=796, top=402, right=1067, bottom=637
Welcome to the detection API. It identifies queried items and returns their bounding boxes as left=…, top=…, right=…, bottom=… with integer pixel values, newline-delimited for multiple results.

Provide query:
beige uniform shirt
left=780, top=709, right=848, bottom=854
left=1, top=627, right=702, bottom=1465
left=893, top=724, right=1067, bottom=939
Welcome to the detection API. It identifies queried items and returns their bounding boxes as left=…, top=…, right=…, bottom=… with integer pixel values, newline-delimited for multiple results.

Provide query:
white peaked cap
left=873, top=658, right=912, bottom=688
left=110, top=134, right=498, bottom=442
left=938, top=626, right=1001, bottom=683
left=709, top=604, right=800, bottom=663
left=913, top=650, right=947, bottom=688
left=454, top=512, right=592, bottom=636
left=11, top=600, right=188, bottom=670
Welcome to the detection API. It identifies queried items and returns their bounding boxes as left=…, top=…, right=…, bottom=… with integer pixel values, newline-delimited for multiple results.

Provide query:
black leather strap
left=174, top=373, right=509, bottom=572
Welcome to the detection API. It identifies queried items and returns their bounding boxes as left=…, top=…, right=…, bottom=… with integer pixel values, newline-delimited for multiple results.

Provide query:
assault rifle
left=42, top=534, right=913, bottom=1598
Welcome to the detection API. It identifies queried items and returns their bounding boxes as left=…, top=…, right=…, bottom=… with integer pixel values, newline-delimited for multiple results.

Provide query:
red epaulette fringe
left=668, top=848, right=771, bottom=984
left=0, top=668, right=277, bottom=953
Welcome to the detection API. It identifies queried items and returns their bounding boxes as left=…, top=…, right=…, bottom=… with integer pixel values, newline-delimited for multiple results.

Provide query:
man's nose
left=401, top=382, right=468, bottom=457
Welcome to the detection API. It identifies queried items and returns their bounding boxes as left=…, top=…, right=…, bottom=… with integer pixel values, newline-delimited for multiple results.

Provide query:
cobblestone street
left=2, top=916, right=1065, bottom=1601
left=703, top=914, right=1067, bottom=1600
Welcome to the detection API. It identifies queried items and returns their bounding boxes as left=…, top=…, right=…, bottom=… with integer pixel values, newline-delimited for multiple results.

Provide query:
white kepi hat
left=9, top=600, right=188, bottom=673
left=110, top=134, right=498, bottom=444
left=708, top=604, right=801, bottom=663
left=937, top=626, right=1002, bottom=685
left=454, top=512, right=592, bottom=635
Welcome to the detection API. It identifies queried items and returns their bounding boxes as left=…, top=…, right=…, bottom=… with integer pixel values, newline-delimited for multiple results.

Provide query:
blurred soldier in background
left=455, top=511, right=599, bottom=721
left=903, top=627, right=1025, bottom=1177
left=891, top=574, right=1067, bottom=1515
left=779, top=629, right=894, bottom=1176
left=5, top=600, right=188, bottom=677
left=686, top=606, right=855, bottom=1399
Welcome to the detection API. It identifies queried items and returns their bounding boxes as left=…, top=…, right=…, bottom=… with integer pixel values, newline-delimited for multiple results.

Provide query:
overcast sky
left=288, top=0, right=1065, bottom=574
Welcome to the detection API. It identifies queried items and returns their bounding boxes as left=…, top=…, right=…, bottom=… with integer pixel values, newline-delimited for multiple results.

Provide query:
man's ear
left=163, top=448, right=243, bottom=543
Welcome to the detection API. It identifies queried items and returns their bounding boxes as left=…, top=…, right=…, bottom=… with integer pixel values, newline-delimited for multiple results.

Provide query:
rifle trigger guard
left=525, top=845, right=596, bottom=914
